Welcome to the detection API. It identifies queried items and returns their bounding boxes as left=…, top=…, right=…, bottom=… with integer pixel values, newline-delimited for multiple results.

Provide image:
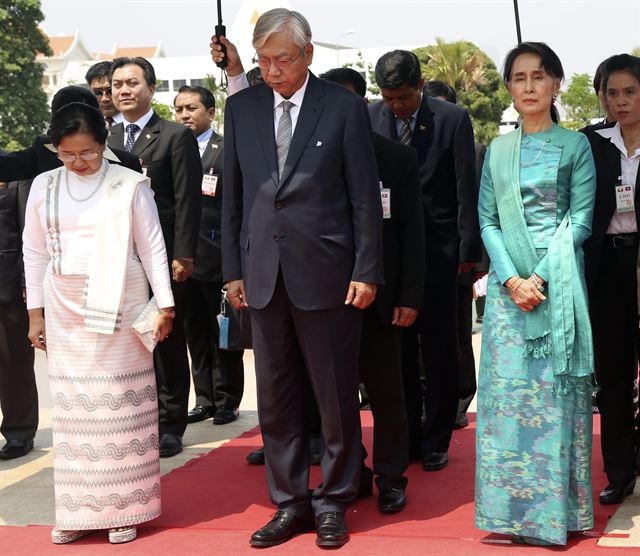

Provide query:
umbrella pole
left=513, top=0, right=523, bottom=44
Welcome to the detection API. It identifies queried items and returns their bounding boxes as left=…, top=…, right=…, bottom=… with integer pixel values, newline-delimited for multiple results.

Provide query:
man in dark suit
left=173, top=85, right=244, bottom=426
left=319, top=67, right=425, bottom=514
left=0, top=86, right=141, bottom=181
left=109, top=57, right=202, bottom=458
left=85, top=61, right=123, bottom=127
left=369, top=50, right=481, bottom=472
left=581, top=54, right=640, bottom=505
left=0, top=178, right=38, bottom=460
left=222, top=9, right=382, bottom=548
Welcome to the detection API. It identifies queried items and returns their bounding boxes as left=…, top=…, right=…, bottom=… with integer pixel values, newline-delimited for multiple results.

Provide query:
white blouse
left=23, top=161, right=174, bottom=310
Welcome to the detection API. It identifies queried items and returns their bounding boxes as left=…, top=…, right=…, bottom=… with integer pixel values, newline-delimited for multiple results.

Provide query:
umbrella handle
left=215, top=24, right=228, bottom=69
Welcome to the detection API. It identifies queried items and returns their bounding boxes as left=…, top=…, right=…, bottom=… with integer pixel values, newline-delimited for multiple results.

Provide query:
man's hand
left=209, top=35, right=244, bottom=77
left=458, top=262, right=476, bottom=274
left=172, top=258, right=193, bottom=282
left=344, top=281, right=377, bottom=309
left=391, top=306, right=418, bottom=327
left=227, top=279, right=248, bottom=309
left=27, top=309, right=46, bottom=352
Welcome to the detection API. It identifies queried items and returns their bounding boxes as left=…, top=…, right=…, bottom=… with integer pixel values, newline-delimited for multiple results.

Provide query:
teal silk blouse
left=479, top=124, right=596, bottom=284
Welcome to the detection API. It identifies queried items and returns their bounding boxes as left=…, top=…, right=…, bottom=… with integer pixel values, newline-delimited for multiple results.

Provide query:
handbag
left=131, top=296, right=159, bottom=352
left=218, top=285, right=252, bottom=351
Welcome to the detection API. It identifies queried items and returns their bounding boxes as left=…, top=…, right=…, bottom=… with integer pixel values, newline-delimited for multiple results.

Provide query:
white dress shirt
left=596, top=123, right=639, bottom=234
left=227, top=71, right=311, bottom=136
left=121, top=109, right=155, bottom=147
left=196, top=128, right=214, bottom=158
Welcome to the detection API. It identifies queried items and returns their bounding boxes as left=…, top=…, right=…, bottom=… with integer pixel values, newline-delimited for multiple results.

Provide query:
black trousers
left=402, top=277, right=459, bottom=456
left=359, top=308, right=408, bottom=490
left=0, top=298, right=38, bottom=442
left=457, top=283, right=477, bottom=417
left=184, top=278, right=244, bottom=411
left=590, top=241, right=640, bottom=485
left=155, top=280, right=190, bottom=437
left=250, top=273, right=362, bottom=519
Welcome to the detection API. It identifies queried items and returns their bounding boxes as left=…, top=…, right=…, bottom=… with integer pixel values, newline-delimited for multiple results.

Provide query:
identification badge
left=380, top=182, right=391, bottom=219
left=202, top=173, right=218, bottom=197
left=217, top=314, right=229, bottom=350
left=615, top=184, right=634, bottom=214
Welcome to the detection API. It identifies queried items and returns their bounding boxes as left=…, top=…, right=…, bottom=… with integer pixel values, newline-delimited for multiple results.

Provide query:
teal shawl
left=489, top=127, right=594, bottom=394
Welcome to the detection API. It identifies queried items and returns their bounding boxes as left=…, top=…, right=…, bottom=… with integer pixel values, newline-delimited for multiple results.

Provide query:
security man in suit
left=85, top=61, right=123, bottom=127
left=369, top=50, right=481, bottom=472
left=173, top=85, right=245, bottom=426
left=109, top=57, right=202, bottom=458
left=0, top=86, right=141, bottom=181
left=319, top=67, right=425, bottom=514
left=220, top=9, right=382, bottom=548
left=0, top=178, right=38, bottom=460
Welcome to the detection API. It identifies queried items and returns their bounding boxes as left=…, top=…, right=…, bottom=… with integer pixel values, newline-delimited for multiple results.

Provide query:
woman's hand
left=152, top=308, right=174, bottom=343
left=27, top=309, right=46, bottom=351
left=505, top=276, right=546, bottom=312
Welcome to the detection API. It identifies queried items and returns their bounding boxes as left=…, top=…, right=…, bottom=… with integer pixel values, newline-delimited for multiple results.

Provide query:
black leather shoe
left=358, top=465, right=374, bottom=499
left=377, top=487, right=406, bottom=514
left=187, top=405, right=212, bottom=424
left=599, top=479, right=636, bottom=505
left=246, top=447, right=265, bottom=465
left=423, top=451, right=448, bottom=471
left=0, top=439, right=34, bottom=460
left=250, top=511, right=312, bottom=547
left=315, top=512, right=349, bottom=548
left=213, top=407, right=239, bottom=425
left=159, top=434, right=183, bottom=458
left=453, top=413, right=469, bottom=429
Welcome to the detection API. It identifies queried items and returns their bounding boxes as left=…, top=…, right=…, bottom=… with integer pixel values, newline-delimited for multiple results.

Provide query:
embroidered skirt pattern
left=45, top=259, right=161, bottom=530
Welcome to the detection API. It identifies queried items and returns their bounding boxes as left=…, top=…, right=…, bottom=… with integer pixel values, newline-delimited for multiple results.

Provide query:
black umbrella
left=513, top=0, right=523, bottom=44
left=215, top=0, right=228, bottom=69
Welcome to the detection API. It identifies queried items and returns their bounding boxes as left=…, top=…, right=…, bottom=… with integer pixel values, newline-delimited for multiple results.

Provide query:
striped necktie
left=125, top=123, right=139, bottom=152
left=276, top=101, right=293, bottom=178
left=398, top=118, right=413, bottom=146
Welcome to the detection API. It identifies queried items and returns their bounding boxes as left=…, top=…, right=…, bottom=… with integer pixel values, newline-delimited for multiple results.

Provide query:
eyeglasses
left=57, top=152, right=101, bottom=163
left=255, top=47, right=305, bottom=70
left=92, top=87, right=112, bottom=97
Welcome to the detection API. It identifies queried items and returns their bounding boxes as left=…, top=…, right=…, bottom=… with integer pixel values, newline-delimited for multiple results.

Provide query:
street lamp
left=336, top=29, right=356, bottom=66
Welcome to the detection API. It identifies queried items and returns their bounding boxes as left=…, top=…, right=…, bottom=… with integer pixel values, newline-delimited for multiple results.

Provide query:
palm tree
left=417, top=38, right=487, bottom=92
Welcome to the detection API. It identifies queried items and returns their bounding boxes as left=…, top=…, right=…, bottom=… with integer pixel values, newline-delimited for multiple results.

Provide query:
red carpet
left=0, top=413, right=635, bottom=555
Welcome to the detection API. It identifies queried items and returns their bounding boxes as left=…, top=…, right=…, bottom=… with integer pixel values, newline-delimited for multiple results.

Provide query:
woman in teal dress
left=474, top=42, right=597, bottom=546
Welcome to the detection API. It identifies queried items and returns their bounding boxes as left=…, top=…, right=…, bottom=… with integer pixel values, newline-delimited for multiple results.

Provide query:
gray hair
left=252, top=8, right=312, bottom=51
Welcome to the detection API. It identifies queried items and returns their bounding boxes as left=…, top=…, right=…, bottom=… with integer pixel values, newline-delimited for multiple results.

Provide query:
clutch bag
left=131, top=296, right=159, bottom=352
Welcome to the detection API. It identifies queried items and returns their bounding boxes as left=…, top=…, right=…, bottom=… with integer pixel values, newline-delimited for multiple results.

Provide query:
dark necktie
left=105, top=116, right=114, bottom=128
left=276, top=101, right=293, bottom=178
left=125, top=123, right=139, bottom=152
left=399, top=118, right=413, bottom=146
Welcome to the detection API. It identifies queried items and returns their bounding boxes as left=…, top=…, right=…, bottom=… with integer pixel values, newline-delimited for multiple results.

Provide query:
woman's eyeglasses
left=57, top=152, right=101, bottom=163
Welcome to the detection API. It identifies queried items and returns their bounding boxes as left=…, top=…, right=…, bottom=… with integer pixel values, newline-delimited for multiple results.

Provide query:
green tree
left=151, top=99, right=173, bottom=120
left=204, top=74, right=228, bottom=130
left=559, top=73, right=599, bottom=130
left=0, top=0, right=51, bottom=150
left=632, top=47, right=640, bottom=57
left=343, top=50, right=380, bottom=97
left=413, top=39, right=511, bottom=144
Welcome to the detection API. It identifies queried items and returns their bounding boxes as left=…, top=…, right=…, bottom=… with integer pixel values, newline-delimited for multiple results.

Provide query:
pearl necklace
left=65, top=164, right=109, bottom=203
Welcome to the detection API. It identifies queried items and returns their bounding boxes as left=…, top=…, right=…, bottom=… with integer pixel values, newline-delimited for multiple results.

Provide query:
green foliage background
left=0, top=0, right=51, bottom=151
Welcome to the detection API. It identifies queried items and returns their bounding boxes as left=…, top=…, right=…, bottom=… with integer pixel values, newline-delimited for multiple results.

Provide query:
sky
left=40, top=0, right=640, bottom=83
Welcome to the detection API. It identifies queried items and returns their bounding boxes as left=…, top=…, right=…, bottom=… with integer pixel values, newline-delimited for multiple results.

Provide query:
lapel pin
left=419, top=125, right=427, bottom=132
left=145, top=134, right=151, bottom=139
left=212, top=144, right=218, bottom=149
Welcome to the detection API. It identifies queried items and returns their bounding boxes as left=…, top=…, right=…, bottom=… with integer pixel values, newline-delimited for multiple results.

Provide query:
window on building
left=172, top=79, right=187, bottom=91
left=42, top=75, right=50, bottom=86
left=190, top=78, right=205, bottom=88
left=156, top=80, right=169, bottom=92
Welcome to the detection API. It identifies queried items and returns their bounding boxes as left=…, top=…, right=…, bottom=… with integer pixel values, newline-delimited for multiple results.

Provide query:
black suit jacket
left=581, top=123, right=640, bottom=288
left=108, top=113, right=202, bottom=260
left=369, top=95, right=481, bottom=281
left=0, top=135, right=141, bottom=182
left=0, top=180, right=30, bottom=303
left=223, top=73, right=383, bottom=310
left=371, top=132, right=425, bottom=323
left=193, top=130, right=224, bottom=283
